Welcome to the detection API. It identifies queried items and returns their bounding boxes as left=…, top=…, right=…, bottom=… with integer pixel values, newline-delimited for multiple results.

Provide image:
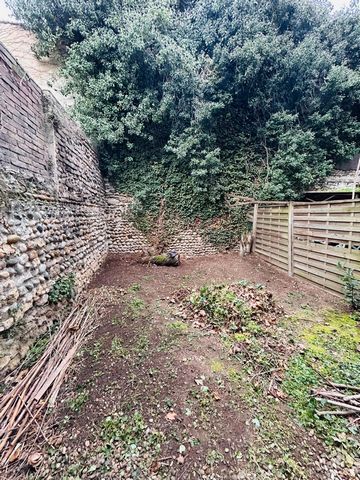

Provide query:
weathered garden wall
left=0, top=42, right=107, bottom=372
left=105, top=186, right=218, bottom=257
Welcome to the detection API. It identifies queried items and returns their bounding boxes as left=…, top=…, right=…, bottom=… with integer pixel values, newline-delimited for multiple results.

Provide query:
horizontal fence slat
left=294, top=223, right=360, bottom=233
left=256, top=237, right=289, bottom=249
left=293, top=261, right=344, bottom=286
left=294, top=229, right=360, bottom=243
left=293, top=252, right=360, bottom=275
left=257, top=227, right=289, bottom=235
left=294, top=199, right=360, bottom=206
left=255, top=242, right=289, bottom=258
left=293, top=214, right=360, bottom=223
left=257, top=218, right=288, bottom=225
left=294, top=206, right=360, bottom=215
left=255, top=245, right=288, bottom=261
left=258, top=211, right=289, bottom=216
left=254, top=249, right=288, bottom=270
left=258, top=209, right=289, bottom=215
left=257, top=224, right=289, bottom=234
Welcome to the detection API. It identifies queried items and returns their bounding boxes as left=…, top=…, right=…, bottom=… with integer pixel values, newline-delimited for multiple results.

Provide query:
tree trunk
left=150, top=251, right=180, bottom=266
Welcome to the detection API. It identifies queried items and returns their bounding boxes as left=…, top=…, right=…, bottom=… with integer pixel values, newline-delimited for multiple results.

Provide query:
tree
left=7, top=0, right=360, bottom=222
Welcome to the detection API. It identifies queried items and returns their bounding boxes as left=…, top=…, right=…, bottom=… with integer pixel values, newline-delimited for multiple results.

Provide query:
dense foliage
left=8, top=0, right=360, bottom=227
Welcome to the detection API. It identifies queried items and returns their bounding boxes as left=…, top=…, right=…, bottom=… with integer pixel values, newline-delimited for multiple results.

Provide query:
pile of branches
left=0, top=298, right=98, bottom=472
left=314, top=383, right=360, bottom=418
left=173, top=281, right=284, bottom=330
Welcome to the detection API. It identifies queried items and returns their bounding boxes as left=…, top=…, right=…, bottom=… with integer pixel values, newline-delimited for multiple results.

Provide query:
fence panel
left=254, top=205, right=290, bottom=273
left=253, top=199, right=360, bottom=295
left=292, top=200, right=360, bottom=294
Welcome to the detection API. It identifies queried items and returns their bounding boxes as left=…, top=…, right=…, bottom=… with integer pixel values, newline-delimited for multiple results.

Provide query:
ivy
left=48, top=274, right=76, bottom=304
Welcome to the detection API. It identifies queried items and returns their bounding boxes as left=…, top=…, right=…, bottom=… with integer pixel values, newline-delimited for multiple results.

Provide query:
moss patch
left=283, top=310, right=360, bottom=454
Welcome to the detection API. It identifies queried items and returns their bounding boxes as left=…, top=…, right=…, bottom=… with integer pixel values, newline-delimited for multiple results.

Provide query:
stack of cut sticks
left=314, top=383, right=360, bottom=418
left=0, top=298, right=98, bottom=467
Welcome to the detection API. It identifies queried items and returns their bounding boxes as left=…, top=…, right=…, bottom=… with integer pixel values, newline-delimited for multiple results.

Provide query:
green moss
left=302, top=311, right=360, bottom=378
left=283, top=310, right=360, bottom=452
left=167, top=320, right=188, bottom=333
left=152, top=255, right=168, bottom=264
left=210, top=359, right=225, bottom=373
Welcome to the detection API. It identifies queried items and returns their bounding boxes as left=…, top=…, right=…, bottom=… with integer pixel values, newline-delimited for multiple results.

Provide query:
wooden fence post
left=288, top=201, right=294, bottom=276
left=252, top=203, right=258, bottom=252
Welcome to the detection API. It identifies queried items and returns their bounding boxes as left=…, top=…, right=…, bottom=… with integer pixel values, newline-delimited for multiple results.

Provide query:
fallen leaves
left=173, top=281, right=284, bottom=333
left=165, top=411, right=177, bottom=421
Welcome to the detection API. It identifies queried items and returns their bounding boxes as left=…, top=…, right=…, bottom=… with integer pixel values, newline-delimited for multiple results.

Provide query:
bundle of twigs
left=0, top=298, right=98, bottom=468
left=314, top=383, right=360, bottom=418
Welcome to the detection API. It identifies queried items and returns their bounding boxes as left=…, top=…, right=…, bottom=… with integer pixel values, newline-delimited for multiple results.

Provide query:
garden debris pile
left=0, top=298, right=98, bottom=473
left=174, top=281, right=284, bottom=331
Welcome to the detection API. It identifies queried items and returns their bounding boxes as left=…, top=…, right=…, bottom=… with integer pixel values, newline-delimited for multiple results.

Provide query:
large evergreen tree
left=7, top=0, right=360, bottom=220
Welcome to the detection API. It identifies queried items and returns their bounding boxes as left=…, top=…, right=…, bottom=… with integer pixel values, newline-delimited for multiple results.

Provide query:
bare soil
left=21, top=253, right=349, bottom=480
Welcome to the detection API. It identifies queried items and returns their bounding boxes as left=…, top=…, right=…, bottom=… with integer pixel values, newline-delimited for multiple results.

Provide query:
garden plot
left=6, top=254, right=359, bottom=480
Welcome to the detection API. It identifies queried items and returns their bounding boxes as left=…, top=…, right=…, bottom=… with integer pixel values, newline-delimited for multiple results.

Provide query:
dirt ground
left=21, top=253, right=356, bottom=480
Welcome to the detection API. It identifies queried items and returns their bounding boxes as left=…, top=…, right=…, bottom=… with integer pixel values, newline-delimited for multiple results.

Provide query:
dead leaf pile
left=172, top=281, right=284, bottom=331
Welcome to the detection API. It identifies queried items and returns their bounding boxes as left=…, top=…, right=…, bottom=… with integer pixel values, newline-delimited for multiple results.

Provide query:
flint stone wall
left=105, top=185, right=218, bottom=257
left=0, top=42, right=107, bottom=372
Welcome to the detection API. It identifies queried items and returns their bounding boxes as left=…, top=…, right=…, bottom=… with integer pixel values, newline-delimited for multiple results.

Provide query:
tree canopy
left=7, top=0, right=360, bottom=223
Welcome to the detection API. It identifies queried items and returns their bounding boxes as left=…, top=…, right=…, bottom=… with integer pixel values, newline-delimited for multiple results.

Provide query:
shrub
left=339, top=264, right=360, bottom=311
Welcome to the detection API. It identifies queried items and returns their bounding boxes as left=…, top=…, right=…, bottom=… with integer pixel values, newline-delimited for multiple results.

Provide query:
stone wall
left=170, top=230, right=217, bottom=257
left=105, top=186, right=218, bottom=257
left=0, top=42, right=107, bottom=372
left=106, top=186, right=151, bottom=254
left=0, top=37, right=233, bottom=373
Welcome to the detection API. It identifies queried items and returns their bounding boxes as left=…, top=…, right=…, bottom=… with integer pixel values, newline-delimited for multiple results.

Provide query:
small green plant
left=125, top=297, right=145, bottom=318
left=206, top=449, right=224, bottom=466
left=88, top=340, right=102, bottom=360
left=111, top=317, right=125, bottom=326
left=128, top=283, right=141, bottom=293
left=49, top=273, right=75, bottom=304
left=189, top=284, right=252, bottom=329
left=167, top=320, right=189, bottom=334
left=134, top=334, right=149, bottom=357
left=100, top=411, right=164, bottom=458
left=339, top=264, right=360, bottom=311
left=111, top=337, right=128, bottom=358
left=68, top=388, right=89, bottom=412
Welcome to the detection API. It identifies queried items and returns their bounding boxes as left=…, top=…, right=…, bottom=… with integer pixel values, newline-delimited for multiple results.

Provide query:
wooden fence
left=253, top=199, right=360, bottom=295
